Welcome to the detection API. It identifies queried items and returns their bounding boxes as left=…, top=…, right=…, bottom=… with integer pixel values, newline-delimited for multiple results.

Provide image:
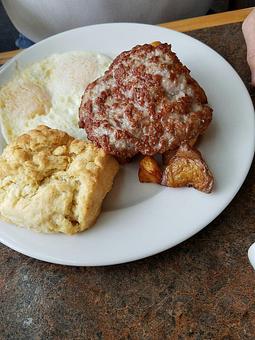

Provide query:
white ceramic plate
left=0, top=23, right=254, bottom=266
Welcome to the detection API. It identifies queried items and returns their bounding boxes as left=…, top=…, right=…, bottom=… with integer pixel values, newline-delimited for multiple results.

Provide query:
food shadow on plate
left=103, top=156, right=163, bottom=212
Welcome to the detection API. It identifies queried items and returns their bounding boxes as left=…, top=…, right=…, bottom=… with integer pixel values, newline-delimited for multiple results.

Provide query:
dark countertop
left=1, top=23, right=255, bottom=339
left=0, top=1, right=18, bottom=53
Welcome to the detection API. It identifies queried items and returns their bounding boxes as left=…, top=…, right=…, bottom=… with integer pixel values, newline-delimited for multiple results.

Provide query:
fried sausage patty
left=79, top=43, right=212, bottom=162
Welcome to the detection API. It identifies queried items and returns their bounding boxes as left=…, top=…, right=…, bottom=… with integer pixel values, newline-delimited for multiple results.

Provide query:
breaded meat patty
left=79, top=43, right=212, bottom=162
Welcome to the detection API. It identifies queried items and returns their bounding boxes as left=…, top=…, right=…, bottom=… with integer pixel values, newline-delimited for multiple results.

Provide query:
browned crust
left=79, top=43, right=212, bottom=162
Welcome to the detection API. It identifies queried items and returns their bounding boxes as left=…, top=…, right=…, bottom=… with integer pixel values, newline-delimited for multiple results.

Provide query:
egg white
left=0, top=51, right=112, bottom=143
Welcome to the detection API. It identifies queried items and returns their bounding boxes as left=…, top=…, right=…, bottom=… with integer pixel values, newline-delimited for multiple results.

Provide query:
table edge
left=0, top=7, right=253, bottom=65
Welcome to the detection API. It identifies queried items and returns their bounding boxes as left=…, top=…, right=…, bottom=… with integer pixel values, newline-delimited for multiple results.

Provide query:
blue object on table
left=15, top=34, right=34, bottom=49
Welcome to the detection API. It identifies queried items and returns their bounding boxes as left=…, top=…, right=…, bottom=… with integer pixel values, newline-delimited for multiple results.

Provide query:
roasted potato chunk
left=138, top=156, right=162, bottom=184
left=162, top=136, right=199, bottom=166
left=151, top=41, right=161, bottom=47
left=162, top=135, right=199, bottom=165
left=161, top=143, right=214, bottom=193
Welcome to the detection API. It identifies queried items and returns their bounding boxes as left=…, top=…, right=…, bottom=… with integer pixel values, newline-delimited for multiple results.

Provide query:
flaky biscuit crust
left=0, top=125, right=119, bottom=234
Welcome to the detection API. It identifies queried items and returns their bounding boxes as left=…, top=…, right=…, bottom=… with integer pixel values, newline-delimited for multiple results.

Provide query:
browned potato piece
left=138, top=156, right=162, bottom=184
left=151, top=41, right=161, bottom=47
left=162, top=135, right=199, bottom=165
left=161, top=143, right=214, bottom=193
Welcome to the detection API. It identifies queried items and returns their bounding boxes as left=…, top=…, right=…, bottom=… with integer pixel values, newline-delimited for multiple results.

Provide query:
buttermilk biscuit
left=0, top=125, right=119, bottom=234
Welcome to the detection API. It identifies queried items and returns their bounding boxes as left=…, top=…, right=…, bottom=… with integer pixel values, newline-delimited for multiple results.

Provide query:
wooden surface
left=0, top=7, right=253, bottom=65
left=160, top=6, right=253, bottom=32
left=0, top=50, right=21, bottom=65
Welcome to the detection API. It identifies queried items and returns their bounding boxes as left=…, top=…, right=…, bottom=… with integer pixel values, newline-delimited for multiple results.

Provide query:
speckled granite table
left=1, top=23, right=255, bottom=339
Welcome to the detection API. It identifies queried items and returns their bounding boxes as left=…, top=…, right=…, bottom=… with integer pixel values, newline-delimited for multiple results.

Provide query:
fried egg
left=0, top=51, right=112, bottom=143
